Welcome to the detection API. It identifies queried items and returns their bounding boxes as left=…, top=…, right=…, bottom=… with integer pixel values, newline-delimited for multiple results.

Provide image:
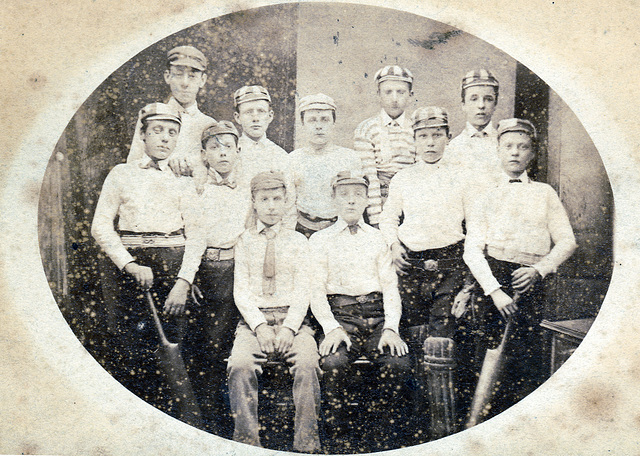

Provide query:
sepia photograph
left=1, top=0, right=639, bottom=455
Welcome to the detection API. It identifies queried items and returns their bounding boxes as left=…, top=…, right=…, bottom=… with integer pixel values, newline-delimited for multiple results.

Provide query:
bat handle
left=146, top=291, right=170, bottom=346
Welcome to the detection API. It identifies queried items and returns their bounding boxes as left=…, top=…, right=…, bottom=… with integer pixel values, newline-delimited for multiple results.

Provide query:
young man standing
left=233, top=85, right=296, bottom=227
left=445, top=69, right=501, bottom=181
left=309, top=169, right=410, bottom=452
left=354, top=65, right=415, bottom=226
left=289, top=93, right=362, bottom=238
left=227, top=171, right=321, bottom=453
left=463, top=118, right=577, bottom=418
left=92, top=102, right=200, bottom=420
left=127, top=45, right=214, bottom=179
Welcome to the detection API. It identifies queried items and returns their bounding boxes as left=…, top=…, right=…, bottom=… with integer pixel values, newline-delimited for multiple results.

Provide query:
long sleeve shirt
left=233, top=221, right=311, bottom=333
left=289, top=144, right=363, bottom=220
left=91, top=156, right=200, bottom=275
left=236, top=133, right=297, bottom=229
left=308, top=217, right=402, bottom=335
left=380, top=160, right=469, bottom=251
left=354, top=110, right=415, bottom=225
left=126, top=97, right=215, bottom=164
left=176, top=167, right=253, bottom=284
left=444, top=122, right=501, bottom=183
left=463, top=171, right=578, bottom=295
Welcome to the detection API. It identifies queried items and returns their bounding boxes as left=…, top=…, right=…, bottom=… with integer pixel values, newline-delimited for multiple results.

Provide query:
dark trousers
left=183, top=258, right=239, bottom=437
left=320, top=296, right=411, bottom=446
left=107, top=246, right=186, bottom=416
left=479, top=256, right=548, bottom=418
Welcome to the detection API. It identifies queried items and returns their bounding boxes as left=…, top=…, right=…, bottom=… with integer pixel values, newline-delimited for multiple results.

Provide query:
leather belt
left=204, top=246, right=235, bottom=261
left=120, top=233, right=185, bottom=248
left=406, top=257, right=463, bottom=272
left=328, top=292, right=383, bottom=308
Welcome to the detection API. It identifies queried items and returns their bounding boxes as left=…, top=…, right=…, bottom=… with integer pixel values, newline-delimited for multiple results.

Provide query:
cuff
left=321, top=320, right=342, bottom=336
left=532, top=262, right=551, bottom=279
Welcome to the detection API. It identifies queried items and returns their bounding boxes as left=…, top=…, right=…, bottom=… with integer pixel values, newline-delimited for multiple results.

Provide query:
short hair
left=201, top=132, right=239, bottom=150
left=140, top=117, right=181, bottom=135
left=461, top=85, right=499, bottom=103
left=300, top=110, right=337, bottom=124
left=413, top=126, right=449, bottom=138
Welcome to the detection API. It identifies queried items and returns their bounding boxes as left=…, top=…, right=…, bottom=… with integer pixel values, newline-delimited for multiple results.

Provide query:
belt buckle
left=142, top=236, right=154, bottom=246
left=356, top=295, right=369, bottom=304
left=423, top=259, right=438, bottom=271
left=206, top=249, right=220, bottom=261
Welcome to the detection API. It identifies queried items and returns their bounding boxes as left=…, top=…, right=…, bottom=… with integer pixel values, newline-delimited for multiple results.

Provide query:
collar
left=167, top=96, right=199, bottom=117
left=239, top=133, right=270, bottom=151
left=334, top=216, right=367, bottom=233
left=139, top=155, right=170, bottom=172
left=415, top=158, right=444, bottom=172
left=501, top=170, right=530, bottom=185
left=380, top=109, right=409, bottom=128
left=257, top=220, right=282, bottom=235
left=208, top=167, right=238, bottom=186
left=463, top=121, right=497, bottom=139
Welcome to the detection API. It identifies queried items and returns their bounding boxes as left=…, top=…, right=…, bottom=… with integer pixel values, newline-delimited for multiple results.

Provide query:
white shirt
left=380, top=160, right=469, bottom=251
left=445, top=122, right=501, bottom=183
left=233, top=221, right=311, bottom=333
left=236, top=133, right=297, bottom=228
left=308, top=217, right=402, bottom=335
left=126, top=97, right=215, bottom=165
left=91, top=156, right=199, bottom=272
left=463, top=171, right=578, bottom=295
left=289, top=144, right=363, bottom=219
left=177, top=167, right=252, bottom=284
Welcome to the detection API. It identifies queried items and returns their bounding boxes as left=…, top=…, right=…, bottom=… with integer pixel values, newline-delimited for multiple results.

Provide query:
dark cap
left=331, top=169, right=369, bottom=189
left=461, top=69, right=499, bottom=90
left=234, top=85, right=271, bottom=107
left=411, top=106, right=449, bottom=131
left=167, top=46, right=207, bottom=71
left=251, top=171, right=286, bottom=193
left=201, top=120, right=239, bottom=145
left=139, top=102, right=182, bottom=125
left=497, top=118, right=537, bottom=140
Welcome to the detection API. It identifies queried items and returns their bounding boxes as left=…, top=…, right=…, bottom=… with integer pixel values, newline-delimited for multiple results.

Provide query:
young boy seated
left=232, top=85, right=296, bottom=227
left=309, top=169, right=410, bottom=451
left=227, top=171, right=321, bottom=453
left=463, top=118, right=577, bottom=417
left=177, top=120, right=251, bottom=436
left=445, top=69, right=501, bottom=181
left=91, top=102, right=200, bottom=421
left=290, top=93, right=363, bottom=238
left=127, top=45, right=214, bottom=180
left=354, top=65, right=416, bottom=226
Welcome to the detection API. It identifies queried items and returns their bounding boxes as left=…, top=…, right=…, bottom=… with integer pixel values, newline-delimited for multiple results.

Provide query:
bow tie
left=141, top=160, right=162, bottom=171
left=348, top=224, right=359, bottom=235
left=214, top=178, right=237, bottom=189
left=509, top=178, right=522, bottom=184
left=471, top=131, right=488, bottom=138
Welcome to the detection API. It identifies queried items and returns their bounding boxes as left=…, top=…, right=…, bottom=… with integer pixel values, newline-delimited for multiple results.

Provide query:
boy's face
left=461, top=85, right=498, bottom=129
left=202, top=133, right=238, bottom=176
left=163, top=65, right=207, bottom=107
left=142, top=119, right=180, bottom=161
left=234, top=99, right=274, bottom=141
left=498, top=131, right=534, bottom=177
left=378, top=80, right=411, bottom=119
left=333, top=183, right=368, bottom=225
left=415, top=126, right=449, bottom=164
left=253, top=187, right=287, bottom=227
left=302, top=109, right=335, bottom=147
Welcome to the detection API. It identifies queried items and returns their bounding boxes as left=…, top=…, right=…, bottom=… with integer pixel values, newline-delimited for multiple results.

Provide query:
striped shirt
left=354, top=109, right=415, bottom=225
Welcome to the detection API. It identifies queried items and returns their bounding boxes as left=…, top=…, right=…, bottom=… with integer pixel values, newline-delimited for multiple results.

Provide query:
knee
left=380, top=354, right=412, bottom=377
left=227, top=352, right=259, bottom=377
left=320, top=351, right=350, bottom=374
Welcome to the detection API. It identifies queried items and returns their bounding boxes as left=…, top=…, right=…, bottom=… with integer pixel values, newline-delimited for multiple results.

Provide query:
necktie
left=215, top=178, right=237, bottom=189
left=262, top=227, right=276, bottom=295
left=348, top=224, right=358, bottom=235
left=509, top=178, right=522, bottom=184
left=472, top=131, right=488, bottom=138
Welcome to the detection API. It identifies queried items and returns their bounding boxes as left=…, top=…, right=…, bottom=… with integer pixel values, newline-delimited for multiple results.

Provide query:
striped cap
left=331, top=169, right=369, bottom=189
left=234, top=85, right=272, bottom=107
left=461, top=69, right=499, bottom=90
left=411, top=106, right=449, bottom=131
left=167, top=46, right=207, bottom=71
left=299, top=93, right=337, bottom=113
left=251, top=171, right=286, bottom=193
left=201, top=120, right=239, bottom=145
left=139, top=102, right=182, bottom=125
left=374, top=65, right=414, bottom=85
left=497, top=118, right=537, bottom=140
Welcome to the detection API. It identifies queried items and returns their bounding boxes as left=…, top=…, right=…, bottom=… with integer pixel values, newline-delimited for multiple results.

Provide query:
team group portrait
left=37, top=3, right=613, bottom=454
